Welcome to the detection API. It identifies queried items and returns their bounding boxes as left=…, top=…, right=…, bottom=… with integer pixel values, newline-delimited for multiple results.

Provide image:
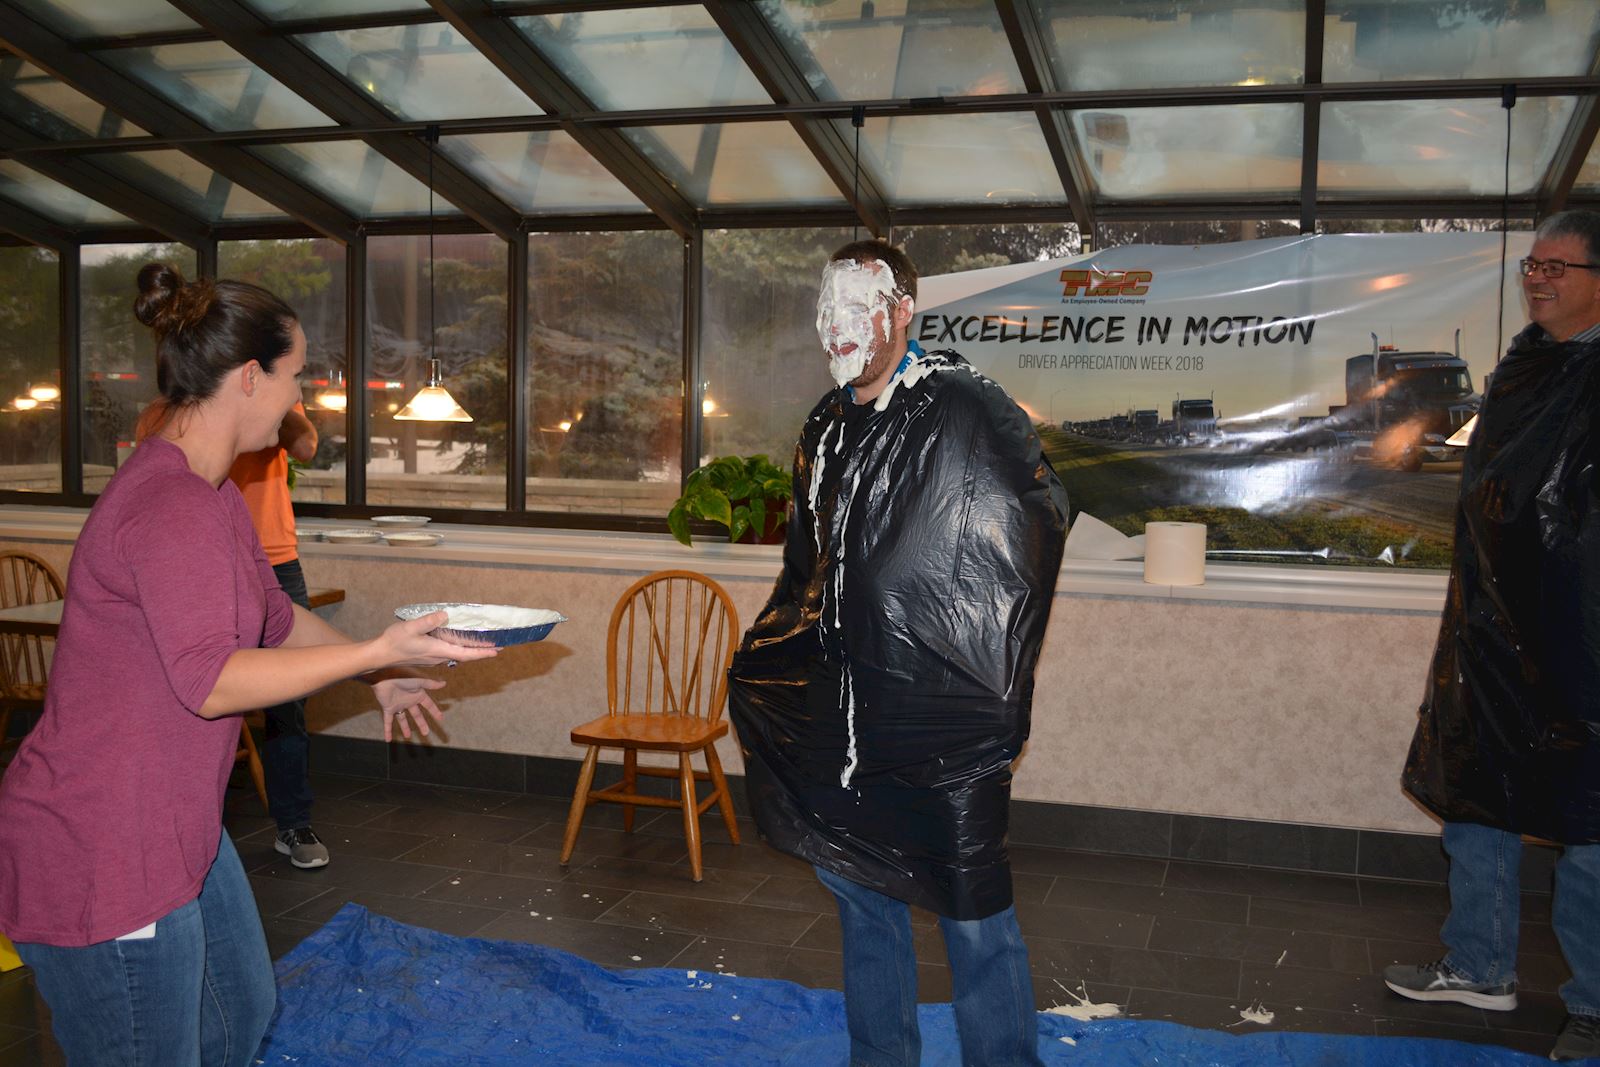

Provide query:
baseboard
left=301, top=733, right=1557, bottom=890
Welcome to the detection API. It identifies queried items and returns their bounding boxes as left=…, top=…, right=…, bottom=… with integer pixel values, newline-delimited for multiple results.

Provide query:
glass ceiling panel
left=1324, top=1, right=1600, bottom=82
left=94, top=150, right=288, bottom=222
left=510, top=5, right=771, bottom=111
left=624, top=122, right=841, bottom=207
left=250, top=140, right=445, bottom=217
left=1069, top=104, right=1302, bottom=199
left=440, top=132, right=645, bottom=214
left=753, top=0, right=1023, bottom=100
left=1575, top=132, right=1600, bottom=195
left=0, top=160, right=132, bottom=225
left=103, top=42, right=336, bottom=132
left=298, top=24, right=542, bottom=121
left=1031, top=0, right=1305, bottom=90
left=7, top=0, right=198, bottom=39
left=0, top=60, right=148, bottom=141
left=843, top=113, right=1064, bottom=206
left=248, top=0, right=431, bottom=16
left=1320, top=97, right=1576, bottom=197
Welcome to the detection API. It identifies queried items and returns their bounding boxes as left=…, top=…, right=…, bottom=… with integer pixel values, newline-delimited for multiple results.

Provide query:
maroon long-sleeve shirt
left=0, top=437, right=294, bottom=946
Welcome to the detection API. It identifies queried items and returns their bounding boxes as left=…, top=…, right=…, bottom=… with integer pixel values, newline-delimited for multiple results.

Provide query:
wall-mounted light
left=11, top=396, right=38, bottom=411
left=27, top=382, right=59, bottom=403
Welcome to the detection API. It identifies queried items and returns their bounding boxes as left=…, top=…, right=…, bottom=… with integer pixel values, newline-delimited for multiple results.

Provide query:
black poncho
left=1403, top=326, right=1600, bottom=843
left=728, top=346, right=1068, bottom=919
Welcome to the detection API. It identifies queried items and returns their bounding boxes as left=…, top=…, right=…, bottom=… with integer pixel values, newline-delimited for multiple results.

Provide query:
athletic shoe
left=274, top=826, right=330, bottom=869
left=1382, top=959, right=1517, bottom=1011
left=1551, top=1013, right=1600, bottom=1061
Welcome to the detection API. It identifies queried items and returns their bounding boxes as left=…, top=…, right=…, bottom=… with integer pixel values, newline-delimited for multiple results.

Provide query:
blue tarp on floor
left=259, top=904, right=1548, bottom=1066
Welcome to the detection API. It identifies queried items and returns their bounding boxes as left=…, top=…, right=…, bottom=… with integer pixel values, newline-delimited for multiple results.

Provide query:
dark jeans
left=18, top=831, right=276, bottom=1067
left=815, top=865, right=1045, bottom=1067
left=265, top=558, right=313, bottom=831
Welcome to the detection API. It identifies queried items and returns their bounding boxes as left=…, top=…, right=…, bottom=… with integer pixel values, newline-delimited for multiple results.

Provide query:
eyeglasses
left=1520, top=257, right=1600, bottom=279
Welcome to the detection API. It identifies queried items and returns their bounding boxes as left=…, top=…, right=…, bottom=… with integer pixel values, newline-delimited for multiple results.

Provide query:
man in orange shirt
left=138, top=400, right=329, bottom=868
left=230, top=402, right=328, bottom=869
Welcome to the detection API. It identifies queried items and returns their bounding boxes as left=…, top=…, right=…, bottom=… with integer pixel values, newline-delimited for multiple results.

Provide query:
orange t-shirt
left=228, top=439, right=298, bottom=566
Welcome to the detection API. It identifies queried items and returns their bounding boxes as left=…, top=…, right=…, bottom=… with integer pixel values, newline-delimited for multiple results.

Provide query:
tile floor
left=0, top=773, right=1573, bottom=1064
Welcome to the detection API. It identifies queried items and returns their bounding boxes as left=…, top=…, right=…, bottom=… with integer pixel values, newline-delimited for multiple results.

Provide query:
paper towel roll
left=1143, top=521, right=1206, bottom=585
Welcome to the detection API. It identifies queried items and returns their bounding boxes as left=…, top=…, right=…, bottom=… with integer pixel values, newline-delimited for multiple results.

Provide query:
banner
left=916, top=233, right=1535, bottom=567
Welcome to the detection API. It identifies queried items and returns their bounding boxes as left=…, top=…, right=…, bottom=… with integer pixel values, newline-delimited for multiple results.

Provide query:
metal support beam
left=1300, top=0, right=1325, bottom=233
left=0, top=117, right=211, bottom=247
left=344, top=234, right=367, bottom=507
left=507, top=232, right=528, bottom=511
left=164, top=0, right=519, bottom=242
left=1535, top=46, right=1600, bottom=219
left=703, top=0, right=889, bottom=236
left=59, top=244, right=81, bottom=498
left=0, top=195, right=72, bottom=250
left=682, top=230, right=702, bottom=481
left=198, top=238, right=218, bottom=280
left=427, top=0, right=697, bottom=238
left=993, top=0, right=1095, bottom=238
left=0, top=4, right=358, bottom=243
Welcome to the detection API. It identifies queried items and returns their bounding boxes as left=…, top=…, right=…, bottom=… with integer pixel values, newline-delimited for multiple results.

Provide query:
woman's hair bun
left=134, top=262, right=213, bottom=335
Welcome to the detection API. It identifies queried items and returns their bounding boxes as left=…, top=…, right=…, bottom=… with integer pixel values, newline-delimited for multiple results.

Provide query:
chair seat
left=570, top=713, right=729, bottom=752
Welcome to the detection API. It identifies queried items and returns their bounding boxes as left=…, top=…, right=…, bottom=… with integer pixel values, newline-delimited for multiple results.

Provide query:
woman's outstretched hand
left=374, top=675, right=449, bottom=742
left=375, top=611, right=500, bottom=668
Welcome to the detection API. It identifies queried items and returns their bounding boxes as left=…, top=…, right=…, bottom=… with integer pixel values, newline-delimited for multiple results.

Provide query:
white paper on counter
left=1065, top=512, right=1147, bottom=561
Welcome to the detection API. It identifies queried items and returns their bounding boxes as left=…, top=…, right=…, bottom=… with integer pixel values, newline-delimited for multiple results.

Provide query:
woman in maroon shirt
left=0, top=263, right=495, bottom=1067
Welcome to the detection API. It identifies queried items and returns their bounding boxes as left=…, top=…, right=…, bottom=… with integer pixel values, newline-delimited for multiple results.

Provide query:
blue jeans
left=815, top=866, right=1044, bottom=1067
left=17, top=831, right=276, bottom=1067
left=1441, top=820, right=1600, bottom=1017
left=265, top=558, right=313, bottom=831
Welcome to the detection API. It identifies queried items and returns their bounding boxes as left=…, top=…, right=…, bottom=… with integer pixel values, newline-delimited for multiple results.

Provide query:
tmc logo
left=1060, top=268, right=1152, bottom=298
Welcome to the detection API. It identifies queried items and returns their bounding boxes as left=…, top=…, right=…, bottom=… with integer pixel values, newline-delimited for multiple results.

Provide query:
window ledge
left=0, top=505, right=1448, bottom=614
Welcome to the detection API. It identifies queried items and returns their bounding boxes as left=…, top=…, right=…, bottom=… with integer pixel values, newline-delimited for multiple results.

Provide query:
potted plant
left=668, top=454, right=792, bottom=546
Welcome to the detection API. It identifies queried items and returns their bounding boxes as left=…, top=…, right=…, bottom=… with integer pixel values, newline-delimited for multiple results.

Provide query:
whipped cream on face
left=816, top=258, right=912, bottom=388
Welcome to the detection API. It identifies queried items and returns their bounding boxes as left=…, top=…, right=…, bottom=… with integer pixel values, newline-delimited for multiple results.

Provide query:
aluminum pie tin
left=372, top=515, right=431, bottom=529
left=394, top=602, right=567, bottom=648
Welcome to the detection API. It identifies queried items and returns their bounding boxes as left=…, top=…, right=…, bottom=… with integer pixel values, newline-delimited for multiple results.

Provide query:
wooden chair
left=0, top=551, right=62, bottom=763
left=560, top=570, right=740, bottom=882
left=235, top=718, right=269, bottom=813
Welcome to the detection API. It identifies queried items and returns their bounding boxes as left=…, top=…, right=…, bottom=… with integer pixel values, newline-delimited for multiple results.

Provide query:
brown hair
left=829, top=239, right=918, bottom=303
left=134, top=262, right=299, bottom=410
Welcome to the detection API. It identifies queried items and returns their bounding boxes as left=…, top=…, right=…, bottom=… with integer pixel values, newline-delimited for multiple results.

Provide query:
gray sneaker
left=275, top=827, right=329, bottom=869
left=1551, top=1014, right=1600, bottom=1062
left=1382, top=959, right=1516, bottom=1011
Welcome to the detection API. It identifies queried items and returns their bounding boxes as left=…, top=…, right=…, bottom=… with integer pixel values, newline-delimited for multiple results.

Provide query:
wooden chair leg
left=704, top=744, right=740, bottom=844
left=622, top=749, right=638, bottom=833
left=679, top=752, right=703, bottom=882
left=561, top=746, right=600, bottom=866
left=0, top=706, right=11, bottom=761
left=238, top=720, right=269, bottom=814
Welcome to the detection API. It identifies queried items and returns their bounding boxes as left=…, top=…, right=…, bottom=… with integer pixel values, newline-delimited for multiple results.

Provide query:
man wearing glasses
left=1384, top=210, right=1600, bottom=1061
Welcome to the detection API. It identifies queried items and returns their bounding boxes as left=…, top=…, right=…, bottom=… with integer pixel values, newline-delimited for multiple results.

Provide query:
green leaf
left=666, top=502, right=693, bottom=546
left=747, top=498, right=767, bottom=540
left=696, top=489, right=732, bottom=528
left=729, top=504, right=751, bottom=544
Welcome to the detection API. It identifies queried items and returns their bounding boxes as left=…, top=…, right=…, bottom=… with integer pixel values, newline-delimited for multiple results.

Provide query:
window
left=366, top=233, right=507, bottom=510
left=0, top=246, right=61, bottom=492
left=219, top=239, right=348, bottom=504
left=79, top=242, right=196, bottom=492
left=526, top=231, right=683, bottom=517
left=700, top=227, right=854, bottom=469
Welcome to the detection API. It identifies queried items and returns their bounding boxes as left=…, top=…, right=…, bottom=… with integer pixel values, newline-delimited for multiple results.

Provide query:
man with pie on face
left=729, top=240, right=1068, bottom=1066
left=1386, top=209, right=1600, bottom=1062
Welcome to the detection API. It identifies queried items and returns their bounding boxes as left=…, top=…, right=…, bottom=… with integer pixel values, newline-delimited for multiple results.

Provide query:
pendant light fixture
left=395, top=124, right=472, bottom=423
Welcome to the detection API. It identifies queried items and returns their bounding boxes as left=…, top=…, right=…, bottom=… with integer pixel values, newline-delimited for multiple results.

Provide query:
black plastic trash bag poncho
left=1404, top=328, right=1600, bottom=844
left=729, top=347, right=1068, bottom=920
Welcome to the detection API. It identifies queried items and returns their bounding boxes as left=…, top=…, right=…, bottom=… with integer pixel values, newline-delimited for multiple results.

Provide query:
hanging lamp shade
left=394, top=358, right=472, bottom=422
